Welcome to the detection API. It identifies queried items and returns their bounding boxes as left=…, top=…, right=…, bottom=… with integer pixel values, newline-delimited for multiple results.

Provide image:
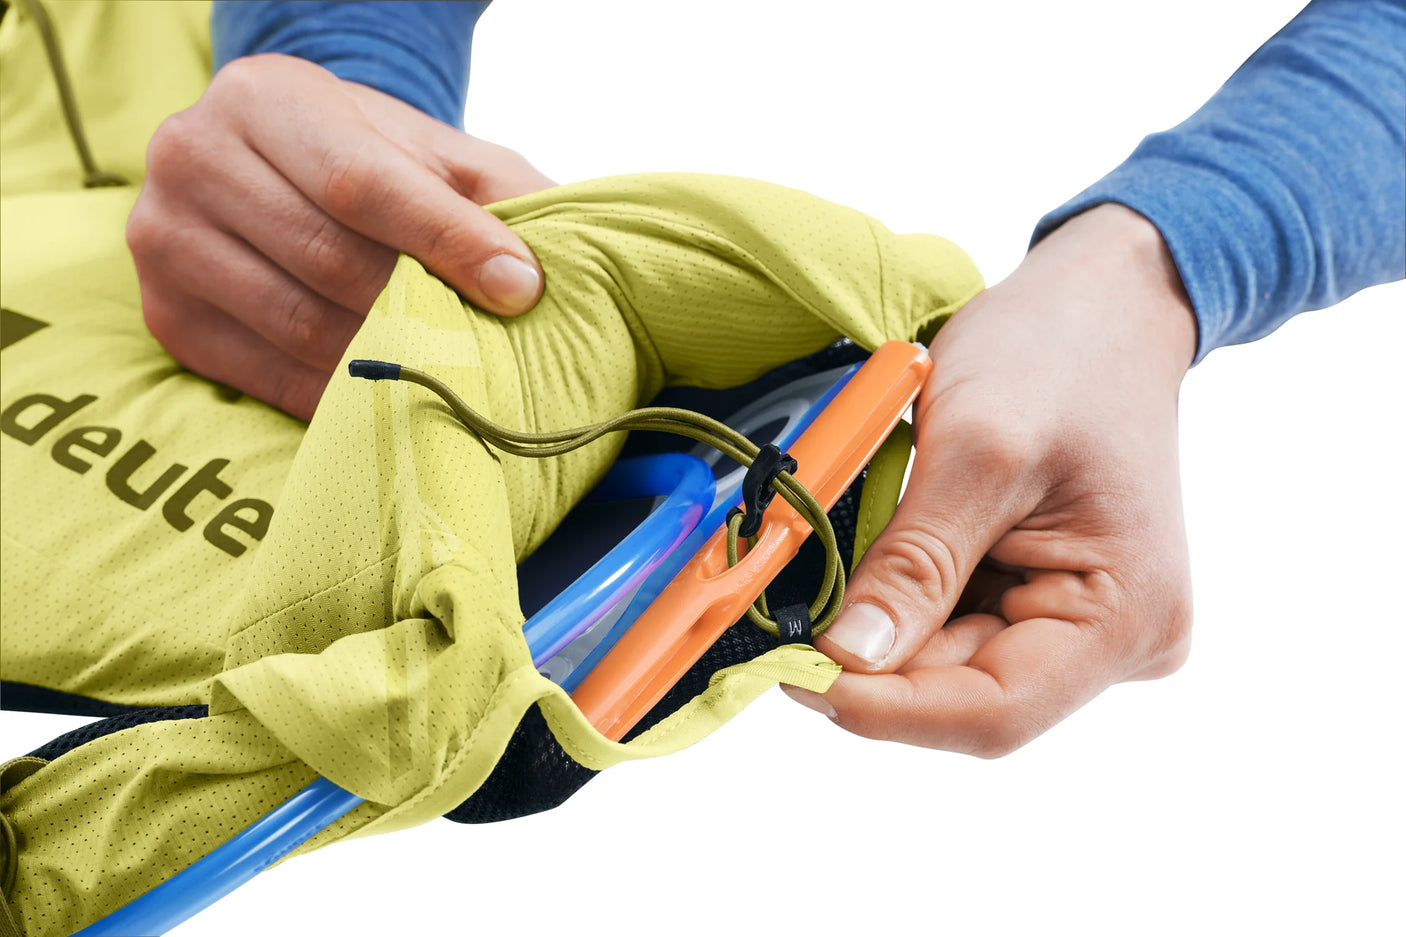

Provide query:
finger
left=1000, top=568, right=1193, bottom=683
left=782, top=613, right=1005, bottom=720
left=189, top=152, right=398, bottom=315
left=140, top=288, right=330, bottom=422
left=951, top=561, right=1025, bottom=619
left=817, top=420, right=1041, bottom=673
left=342, top=83, right=556, bottom=203
left=431, top=135, right=556, bottom=206
left=900, top=613, right=1009, bottom=671
left=818, top=616, right=1115, bottom=756
left=135, top=214, right=364, bottom=374
left=225, top=60, right=544, bottom=316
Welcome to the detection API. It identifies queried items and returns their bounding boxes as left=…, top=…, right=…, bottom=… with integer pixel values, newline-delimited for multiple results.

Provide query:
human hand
left=784, top=204, right=1198, bottom=756
left=127, top=53, right=554, bottom=421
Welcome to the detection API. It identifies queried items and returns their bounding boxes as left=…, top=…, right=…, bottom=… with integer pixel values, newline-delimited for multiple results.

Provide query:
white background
left=4, top=2, right=1403, bottom=935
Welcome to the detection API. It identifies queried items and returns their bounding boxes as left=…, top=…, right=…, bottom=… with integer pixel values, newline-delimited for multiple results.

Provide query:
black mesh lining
left=1, top=681, right=152, bottom=717
left=25, top=705, right=207, bottom=761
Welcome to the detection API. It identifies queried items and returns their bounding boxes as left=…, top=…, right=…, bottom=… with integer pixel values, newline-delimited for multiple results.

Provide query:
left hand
left=128, top=54, right=555, bottom=421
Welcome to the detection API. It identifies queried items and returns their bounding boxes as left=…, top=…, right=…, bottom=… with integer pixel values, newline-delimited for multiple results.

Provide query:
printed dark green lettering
left=163, top=458, right=233, bottom=531
left=0, top=392, right=97, bottom=444
left=204, top=498, right=274, bottom=557
left=51, top=425, right=123, bottom=474
left=3, top=384, right=275, bottom=556
left=105, top=441, right=188, bottom=510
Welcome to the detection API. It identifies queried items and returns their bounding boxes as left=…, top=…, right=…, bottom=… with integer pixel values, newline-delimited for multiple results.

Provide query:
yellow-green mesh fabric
left=1, top=185, right=304, bottom=708
left=1, top=5, right=985, bottom=935
left=0, top=0, right=211, bottom=196
left=209, top=172, right=982, bottom=808
left=0, top=0, right=288, bottom=708
left=2, top=174, right=981, bottom=936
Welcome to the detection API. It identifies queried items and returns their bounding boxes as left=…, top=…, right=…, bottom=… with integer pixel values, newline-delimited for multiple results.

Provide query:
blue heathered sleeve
left=210, top=1, right=489, bottom=128
left=1032, top=0, right=1406, bottom=363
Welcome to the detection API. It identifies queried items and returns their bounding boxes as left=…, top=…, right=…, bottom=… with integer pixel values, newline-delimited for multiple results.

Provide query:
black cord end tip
left=348, top=360, right=402, bottom=382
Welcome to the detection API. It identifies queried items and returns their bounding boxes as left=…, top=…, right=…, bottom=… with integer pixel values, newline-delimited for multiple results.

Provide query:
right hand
left=786, top=204, right=1198, bottom=756
left=127, top=53, right=555, bottom=421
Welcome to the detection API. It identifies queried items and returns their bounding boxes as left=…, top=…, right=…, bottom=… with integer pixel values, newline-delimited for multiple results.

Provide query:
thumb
left=335, top=79, right=550, bottom=318
left=414, top=131, right=557, bottom=318
left=428, top=140, right=552, bottom=319
left=817, top=420, right=1036, bottom=673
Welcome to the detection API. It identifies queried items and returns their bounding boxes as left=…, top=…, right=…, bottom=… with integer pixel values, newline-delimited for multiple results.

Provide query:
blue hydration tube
left=524, top=453, right=715, bottom=667
left=73, top=777, right=363, bottom=937
left=74, top=452, right=715, bottom=937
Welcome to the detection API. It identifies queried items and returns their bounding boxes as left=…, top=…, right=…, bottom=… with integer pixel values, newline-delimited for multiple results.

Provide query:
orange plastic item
left=572, top=341, right=933, bottom=740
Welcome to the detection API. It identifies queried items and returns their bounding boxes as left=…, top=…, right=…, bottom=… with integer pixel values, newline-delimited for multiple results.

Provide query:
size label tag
left=774, top=603, right=813, bottom=645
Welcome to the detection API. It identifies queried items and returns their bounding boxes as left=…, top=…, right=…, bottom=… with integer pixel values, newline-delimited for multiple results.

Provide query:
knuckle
left=413, top=213, right=471, bottom=265
left=490, top=142, right=532, bottom=174
left=964, top=419, right=1031, bottom=482
left=318, top=150, right=375, bottom=219
left=273, top=286, right=326, bottom=360
left=465, top=137, right=518, bottom=168
left=140, top=293, right=180, bottom=350
left=145, top=112, right=202, bottom=181
left=209, top=54, right=271, bottom=99
left=297, top=215, right=351, bottom=287
left=483, top=140, right=517, bottom=161
left=124, top=202, right=168, bottom=262
left=863, top=525, right=959, bottom=607
left=296, top=216, right=391, bottom=311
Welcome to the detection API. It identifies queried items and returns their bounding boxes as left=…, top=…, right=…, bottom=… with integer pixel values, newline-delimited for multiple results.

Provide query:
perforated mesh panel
left=21, top=343, right=869, bottom=826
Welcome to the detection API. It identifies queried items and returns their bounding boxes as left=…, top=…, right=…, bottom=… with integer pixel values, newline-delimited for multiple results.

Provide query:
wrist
left=1021, top=203, right=1198, bottom=381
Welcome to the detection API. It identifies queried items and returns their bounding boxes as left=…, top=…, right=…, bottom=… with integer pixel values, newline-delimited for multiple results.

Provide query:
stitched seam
left=225, top=552, right=399, bottom=658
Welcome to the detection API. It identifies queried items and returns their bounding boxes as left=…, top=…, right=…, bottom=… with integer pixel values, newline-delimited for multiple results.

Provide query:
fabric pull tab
left=774, top=602, right=813, bottom=645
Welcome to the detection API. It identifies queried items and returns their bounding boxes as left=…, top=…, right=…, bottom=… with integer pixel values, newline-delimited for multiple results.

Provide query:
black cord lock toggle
left=728, top=444, right=799, bottom=539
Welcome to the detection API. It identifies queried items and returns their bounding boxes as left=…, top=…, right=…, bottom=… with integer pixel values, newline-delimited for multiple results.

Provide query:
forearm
left=210, top=0, right=488, bottom=127
left=1033, top=0, right=1406, bottom=362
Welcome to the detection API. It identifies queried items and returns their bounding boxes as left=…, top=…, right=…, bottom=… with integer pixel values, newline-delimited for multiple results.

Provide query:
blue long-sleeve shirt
left=1033, top=0, right=1405, bottom=362
left=213, top=0, right=1406, bottom=362
left=211, top=1, right=488, bottom=128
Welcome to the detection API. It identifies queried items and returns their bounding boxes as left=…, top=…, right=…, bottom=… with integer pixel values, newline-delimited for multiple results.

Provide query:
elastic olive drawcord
left=349, top=359, right=846, bottom=638
left=16, top=0, right=128, bottom=188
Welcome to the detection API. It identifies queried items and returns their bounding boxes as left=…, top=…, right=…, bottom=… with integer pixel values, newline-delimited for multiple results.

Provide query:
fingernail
left=823, top=603, right=895, bottom=669
left=477, top=254, right=540, bottom=314
left=781, top=685, right=837, bottom=721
